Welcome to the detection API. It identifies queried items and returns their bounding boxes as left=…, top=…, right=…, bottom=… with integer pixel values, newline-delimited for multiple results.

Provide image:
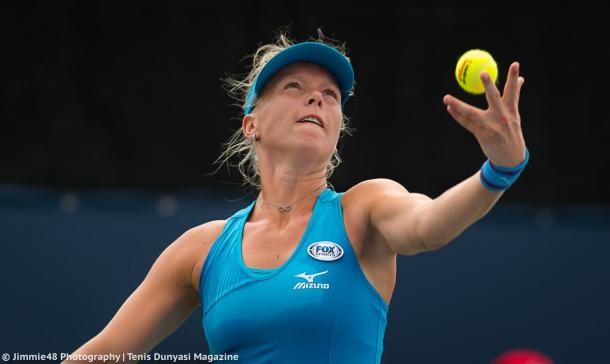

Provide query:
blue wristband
left=479, top=148, right=530, bottom=192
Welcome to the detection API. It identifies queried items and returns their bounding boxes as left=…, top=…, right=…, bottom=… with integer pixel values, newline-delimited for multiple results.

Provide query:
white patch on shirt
left=307, top=241, right=344, bottom=261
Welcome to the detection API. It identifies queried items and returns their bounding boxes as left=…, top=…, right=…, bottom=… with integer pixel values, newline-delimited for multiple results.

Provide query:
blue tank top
left=199, top=188, right=389, bottom=363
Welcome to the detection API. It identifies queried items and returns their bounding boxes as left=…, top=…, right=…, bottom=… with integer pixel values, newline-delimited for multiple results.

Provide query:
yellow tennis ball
left=455, top=49, right=498, bottom=94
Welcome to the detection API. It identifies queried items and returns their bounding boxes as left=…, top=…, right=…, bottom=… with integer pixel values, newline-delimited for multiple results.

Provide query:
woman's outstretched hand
left=443, top=62, right=527, bottom=167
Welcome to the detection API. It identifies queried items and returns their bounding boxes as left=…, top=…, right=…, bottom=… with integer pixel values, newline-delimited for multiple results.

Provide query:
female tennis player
left=65, top=30, right=528, bottom=363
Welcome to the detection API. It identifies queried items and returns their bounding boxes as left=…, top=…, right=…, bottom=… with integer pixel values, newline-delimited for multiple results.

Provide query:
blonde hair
left=210, top=28, right=355, bottom=192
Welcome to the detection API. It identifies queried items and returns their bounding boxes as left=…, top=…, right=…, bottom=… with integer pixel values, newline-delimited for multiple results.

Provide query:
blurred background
left=1, top=1, right=608, bottom=363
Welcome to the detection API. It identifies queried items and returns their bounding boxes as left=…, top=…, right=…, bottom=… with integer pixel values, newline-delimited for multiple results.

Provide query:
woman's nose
left=307, top=93, right=322, bottom=107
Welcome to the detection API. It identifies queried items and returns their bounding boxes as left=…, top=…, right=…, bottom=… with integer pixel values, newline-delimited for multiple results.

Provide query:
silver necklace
left=259, top=182, right=328, bottom=213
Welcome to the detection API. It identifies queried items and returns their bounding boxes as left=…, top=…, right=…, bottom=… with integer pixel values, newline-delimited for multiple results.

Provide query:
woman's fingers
left=443, top=95, right=483, bottom=135
left=514, top=76, right=525, bottom=108
left=481, top=71, right=502, bottom=110
left=502, top=62, right=521, bottom=108
left=443, top=95, right=482, bottom=118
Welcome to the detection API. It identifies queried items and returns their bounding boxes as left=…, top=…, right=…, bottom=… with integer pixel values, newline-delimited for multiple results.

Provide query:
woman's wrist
left=479, top=147, right=530, bottom=192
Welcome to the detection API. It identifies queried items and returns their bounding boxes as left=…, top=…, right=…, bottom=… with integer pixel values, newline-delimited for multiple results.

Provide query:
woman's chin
left=284, top=137, right=330, bottom=155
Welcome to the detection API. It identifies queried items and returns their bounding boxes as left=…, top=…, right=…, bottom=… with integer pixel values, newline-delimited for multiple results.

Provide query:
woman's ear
left=242, top=114, right=256, bottom=139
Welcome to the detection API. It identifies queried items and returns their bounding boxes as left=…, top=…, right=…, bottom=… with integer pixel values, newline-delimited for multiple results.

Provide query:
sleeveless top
left=199, top=188, right=389, bottom=363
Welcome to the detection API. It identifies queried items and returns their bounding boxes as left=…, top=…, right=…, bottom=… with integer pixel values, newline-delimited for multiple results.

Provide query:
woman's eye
left=325, top=89, right=338, bottom=98
left=285, top=83, right=336, bottom=99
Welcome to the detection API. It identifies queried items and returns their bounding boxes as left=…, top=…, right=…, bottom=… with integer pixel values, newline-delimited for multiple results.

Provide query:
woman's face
left=247, top=62, right=343, bottom=164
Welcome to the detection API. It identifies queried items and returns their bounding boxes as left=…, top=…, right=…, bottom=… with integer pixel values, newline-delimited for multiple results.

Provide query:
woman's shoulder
left=186, top=219, right=228, bottom=240
left=341, top=178, right=406, bottom=215
left=343, top=178, right=406, bottom=197
left=175, top=220, right=228, bottom=293
left=340, top=179, right=407, bottom=248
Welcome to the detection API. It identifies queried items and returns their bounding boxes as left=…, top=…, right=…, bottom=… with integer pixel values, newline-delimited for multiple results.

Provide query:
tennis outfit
left=199, top=187, right=389, bottom=363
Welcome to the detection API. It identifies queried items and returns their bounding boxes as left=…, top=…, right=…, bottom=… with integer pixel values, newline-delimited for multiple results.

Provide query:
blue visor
left=244, top=42, right=354, bottom=115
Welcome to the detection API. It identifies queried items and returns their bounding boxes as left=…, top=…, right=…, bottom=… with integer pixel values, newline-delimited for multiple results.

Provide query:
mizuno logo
left=294, top=270, right=328, bottom=283
left=292, top=270, right=330, bottom=290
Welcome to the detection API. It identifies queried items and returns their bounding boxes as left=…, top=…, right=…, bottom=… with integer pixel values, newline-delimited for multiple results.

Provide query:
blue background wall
left=1, top=185, right=608, bottom=363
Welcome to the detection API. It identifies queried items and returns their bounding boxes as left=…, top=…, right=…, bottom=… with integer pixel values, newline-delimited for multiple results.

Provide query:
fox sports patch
left=307, top=241, right=344, bottom=261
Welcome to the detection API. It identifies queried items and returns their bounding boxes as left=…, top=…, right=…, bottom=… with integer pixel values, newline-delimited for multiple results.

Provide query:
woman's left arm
left=422, top=61, right=528, bottom=248
left=411, top=171, right=503, bottom=251
left=369, top=62, right=528, bottom=253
